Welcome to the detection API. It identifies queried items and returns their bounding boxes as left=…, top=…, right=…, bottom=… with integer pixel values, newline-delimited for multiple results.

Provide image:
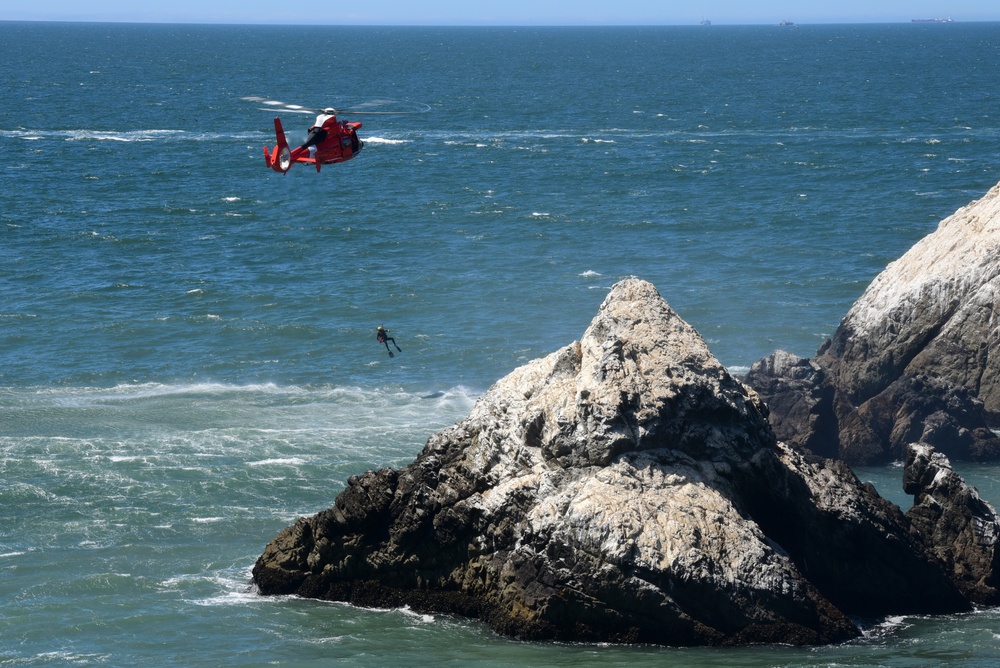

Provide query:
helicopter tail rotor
left=264, top=117, right=293, bottom=174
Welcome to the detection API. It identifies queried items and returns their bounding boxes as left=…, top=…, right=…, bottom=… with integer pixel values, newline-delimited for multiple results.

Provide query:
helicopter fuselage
left=263, top=116, right=363, bottom=173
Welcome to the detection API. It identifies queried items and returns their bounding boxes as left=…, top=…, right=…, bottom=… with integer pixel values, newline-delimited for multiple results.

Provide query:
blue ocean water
left=2, top=21, right=1000, bottom=666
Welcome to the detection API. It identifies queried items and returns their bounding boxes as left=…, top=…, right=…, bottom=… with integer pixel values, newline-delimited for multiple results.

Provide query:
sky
left=1, top=0, right=997, bottom=25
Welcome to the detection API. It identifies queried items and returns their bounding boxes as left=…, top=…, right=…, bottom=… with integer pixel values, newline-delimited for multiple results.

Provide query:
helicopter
left=242, top=97, right=429, bottom=174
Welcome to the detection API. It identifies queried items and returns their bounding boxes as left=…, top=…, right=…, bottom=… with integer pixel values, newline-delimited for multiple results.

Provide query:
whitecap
left=363, top=136, right=409, bottom=145
left=579, top=270, right=602, bottom=277
left=64, top=129, right=186, bottom=142
left=191, top=588, right=271, bottom=607
left=248, top=457, right=309, bottom=467
left=35, top=652, right=112, bottom=663
left=0, top=129, right=41, bottom=140
left=91, top=381, right=289, bottom=400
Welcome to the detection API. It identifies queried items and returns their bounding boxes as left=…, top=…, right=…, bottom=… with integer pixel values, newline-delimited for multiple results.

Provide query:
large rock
left=904, top=443, right=1000, bottom=605
left=253, top=279, right=971, bottom=646
left=746, top=182, right=1000, bottom=465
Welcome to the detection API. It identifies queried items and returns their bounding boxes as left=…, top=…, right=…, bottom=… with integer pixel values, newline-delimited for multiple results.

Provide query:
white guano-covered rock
left=747, top=180, right=1000, bottom=464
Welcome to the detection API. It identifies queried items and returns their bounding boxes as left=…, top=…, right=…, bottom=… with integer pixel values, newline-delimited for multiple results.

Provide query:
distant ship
left=912, top=17, right=953, bottom=23
left=700, top=19, right=711, bottom=26
left=779, top=20, right=795, bottom=26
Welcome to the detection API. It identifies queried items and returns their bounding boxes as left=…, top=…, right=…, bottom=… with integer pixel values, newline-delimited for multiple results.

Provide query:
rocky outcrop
left=253, top=278, right=972, bottom=646
left=904, top=443, right=1000, bottom=605
left=746, top=182, right=1000, bottom=465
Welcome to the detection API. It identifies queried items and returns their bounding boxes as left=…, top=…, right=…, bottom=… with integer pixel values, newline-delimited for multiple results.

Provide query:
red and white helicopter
left=243, top=97, right=429, bottom=174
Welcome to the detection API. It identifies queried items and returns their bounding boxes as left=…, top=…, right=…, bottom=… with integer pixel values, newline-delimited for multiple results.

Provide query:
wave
left=0, top=382, right=481, bottom=452
left=0, top=382, right=482, bottom=520
left=362, top=136, right=411, bottom=145
left=4, top=125, right=990, bottom=149
left=65, top=129, right=186, bottom=142
left=1, top=129, right=268, bottom=142
left=248, top=456, right=310, bottom=467
left=0, top=381, right=480, bottom=412
left=0, top=128, right=452, bottom=146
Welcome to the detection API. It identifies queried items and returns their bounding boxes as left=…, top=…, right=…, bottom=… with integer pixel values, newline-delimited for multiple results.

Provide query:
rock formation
left=253, top=278, right=974, bottom=646
left=746, top=181, right=1000, bottom=465
left=904, top=442, right=1000, bottom=605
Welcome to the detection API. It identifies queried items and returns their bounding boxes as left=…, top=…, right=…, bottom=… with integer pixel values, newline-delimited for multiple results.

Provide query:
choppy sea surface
left=2, top=21, right=1000, bottom=666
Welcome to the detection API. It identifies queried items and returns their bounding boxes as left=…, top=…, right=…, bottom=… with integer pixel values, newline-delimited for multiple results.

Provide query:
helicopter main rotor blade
left=241, top=97, right=323, bottom=115
left=242, top=96, right=430, bottom=116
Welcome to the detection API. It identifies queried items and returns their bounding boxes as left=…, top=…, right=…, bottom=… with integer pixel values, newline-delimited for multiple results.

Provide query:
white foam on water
left=248, top=457, right=310, bottom=467
left=63, top=129, right=187, bottom=142
left=859, top=614, right=913, bottom=641
left=33, top=652, right=113, bottom=664
left=362, top=136, right=409, bottom=145
left=398, top=605, right=436, bottom=624
left=189, top=587, right=261, bottom=608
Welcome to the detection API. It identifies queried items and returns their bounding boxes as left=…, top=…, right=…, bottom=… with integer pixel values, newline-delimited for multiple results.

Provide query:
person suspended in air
left=377, top=325, right=402, bottom=357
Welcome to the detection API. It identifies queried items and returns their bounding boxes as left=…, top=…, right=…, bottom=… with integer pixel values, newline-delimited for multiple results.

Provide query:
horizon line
left=2, top=18, right=997, bottom=27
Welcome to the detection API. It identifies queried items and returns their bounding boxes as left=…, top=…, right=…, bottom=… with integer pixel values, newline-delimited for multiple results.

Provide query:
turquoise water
left=2, top=21, right=1000, bottom=665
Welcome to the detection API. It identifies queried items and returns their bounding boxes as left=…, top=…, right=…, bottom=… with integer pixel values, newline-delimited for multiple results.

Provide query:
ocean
left=2, top=20, right=1000, bottom=666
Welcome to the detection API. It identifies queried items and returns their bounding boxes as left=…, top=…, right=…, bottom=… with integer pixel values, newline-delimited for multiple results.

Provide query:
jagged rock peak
left=501, top=277, right=772, bottom=469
